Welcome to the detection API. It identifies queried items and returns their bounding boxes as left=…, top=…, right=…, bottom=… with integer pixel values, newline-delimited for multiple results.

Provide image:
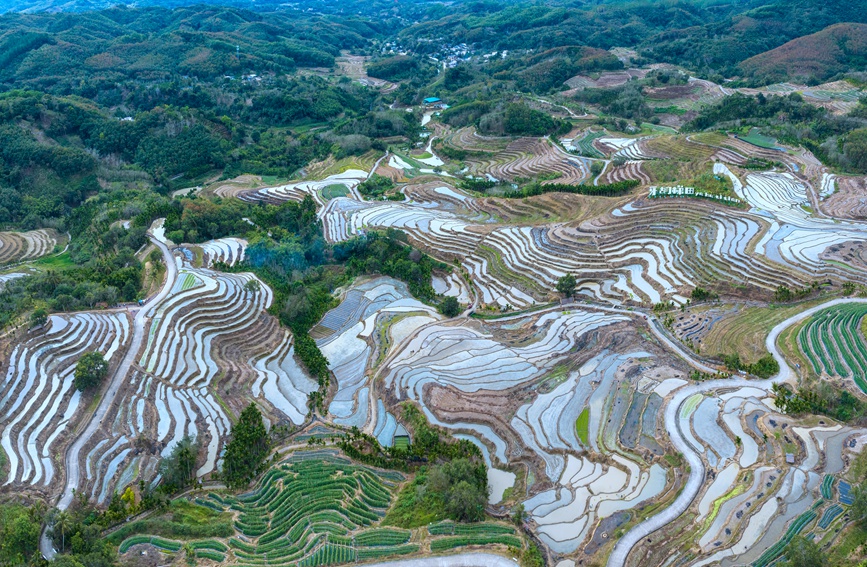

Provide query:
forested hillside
left=0, top=6, right=385, bottom=90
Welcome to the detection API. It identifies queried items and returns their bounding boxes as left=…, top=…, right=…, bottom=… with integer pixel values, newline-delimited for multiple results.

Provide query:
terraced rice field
left=63, top=237, right=318, bottom=502
left=798, top=303, right=867, bottom=392
left=1, top=313, right=130, bottom=487
left=380, top=304, right=682, bottom=553
left=9, top=96, right=867, bottom=567
left=197, top=237, right=247, bottom=267
left=0, top=229, right=59, bottom=264
left=313, top=277, right=440, bottom=430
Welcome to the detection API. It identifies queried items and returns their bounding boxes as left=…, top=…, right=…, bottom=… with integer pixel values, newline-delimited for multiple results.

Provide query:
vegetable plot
left=798, top=303, right=867, bottom=392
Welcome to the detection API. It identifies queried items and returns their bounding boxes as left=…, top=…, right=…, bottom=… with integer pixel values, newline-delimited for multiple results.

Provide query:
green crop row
left=354, top=528, right=411, bottom=546
left=356, top=544, right=420, bottom=560
left=798, top=305, right=867, bottom=394
left=119, top=535, right=183, bottom=554
left=120, top=456, right=405, bottom=567
left=821, top=475, right=835, bottom=499
left=428, top=521, right=517, bottom=536
left=430, top=534, right=523, bottom=552
left=819, top=504, right=843, bottom=529
left=195, top=549, right=226, bottom=562
left=751, top=511, right=817, bottom=567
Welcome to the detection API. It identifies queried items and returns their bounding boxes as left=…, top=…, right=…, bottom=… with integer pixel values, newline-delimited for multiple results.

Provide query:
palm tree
left=53, top=510, right=72, bottom=551
left=29, top=500, right=46, bottom=523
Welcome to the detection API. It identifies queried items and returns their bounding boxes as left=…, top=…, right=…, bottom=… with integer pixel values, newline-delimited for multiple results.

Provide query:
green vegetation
left=575, top=408, right=590, bottom=445
left=386, top=458, right=488, bottom=528
left=106, top=500, right=233, bottom=545
left=438, top=296, right=461, bottom=317
left=158, top=435, right=200, bottom=493
left=503, top=103, right=568, bottom=136
left=0, top=503, right=42, bottom=566
left=368, top=56, right=423, bottom=82
left=738, top=128, right=780, bottom=150
left=798, top=303, right=867, bottom=393
left=118, top=453, right=446, bottom=565
left=442, top=101, right=569, bottom=136
left=574, top=131, right=605, bottom=158
left=338, top=403, right=484, bottom=473
left=690, top=287, right=719, bottom=302
left=357, top=174, right=398, bottom=199
left=720, top=352, right=779, bottom=379
left=574, top=84, right=651, bottom=122
left=321, top=184, right=350, bottom=199
left=779, top=535, right=825, bottom=567
left=222, top=403, right=271, bottom=489
left=73, top=352, right=109, bottom=392
left=687, top=92, right=867, bottom=173
left=504, top=179, right=639, bottom=199
left=556, top=273, right=577, bottom=298
left=772, top=383, right=867, bottom=422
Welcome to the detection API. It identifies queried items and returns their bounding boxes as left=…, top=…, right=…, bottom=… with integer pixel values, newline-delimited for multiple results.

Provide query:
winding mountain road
left=606, top=297, right=867, bottom=567
left=41, top=225, right=177, bottom=559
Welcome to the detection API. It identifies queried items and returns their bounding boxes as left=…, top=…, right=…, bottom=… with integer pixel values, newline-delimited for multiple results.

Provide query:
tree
left=439, top=296, right=461, bottom=317
left=781, top=535, right=825, bottom=567
left=222, top=404, right=270, bottom=488
left=52, top=510, right=73, bottom=551
left=445, top=480, right=487, bottom=522
left=852, top=483, right=867, bottom=526
left=844, top=128, right=867, bottom=173
left=29, top=308, right=47, bottom=328
left=73, top=352, right=108, bottom=392
left=424, top=458, right=488, bottom=523
left=556, top=274, right=577, bottom=298
left=159, top=435, right=200, bottom=491
left=774, top=285, right=793, bottom=302
left=5, top=512, right=39, bottom=563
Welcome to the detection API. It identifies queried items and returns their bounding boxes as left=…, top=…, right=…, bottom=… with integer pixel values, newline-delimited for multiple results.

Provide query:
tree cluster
left=222, top=404, right=271, bottom=489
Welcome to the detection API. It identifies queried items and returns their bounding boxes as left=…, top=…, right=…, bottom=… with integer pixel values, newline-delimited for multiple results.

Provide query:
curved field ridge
left=797, top=303, right=867, bottom=393
left=198, top=237, right=247, bottom=267
left=0, top=229, right=57, bottom=264
left=0, top=313, right=130, bottom=487
left=384, top=310, right=628, bottom=399
left=321, top=184, right=850, bottom=309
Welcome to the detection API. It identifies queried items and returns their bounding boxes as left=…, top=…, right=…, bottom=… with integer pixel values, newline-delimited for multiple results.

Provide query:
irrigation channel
left=606, top=297, right=867, bottom=567
left=41, top=225, right=178, bottom=560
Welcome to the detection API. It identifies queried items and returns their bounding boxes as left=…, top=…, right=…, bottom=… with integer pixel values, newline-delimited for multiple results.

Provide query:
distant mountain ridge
left=738, top=22, right=867, bottom=83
